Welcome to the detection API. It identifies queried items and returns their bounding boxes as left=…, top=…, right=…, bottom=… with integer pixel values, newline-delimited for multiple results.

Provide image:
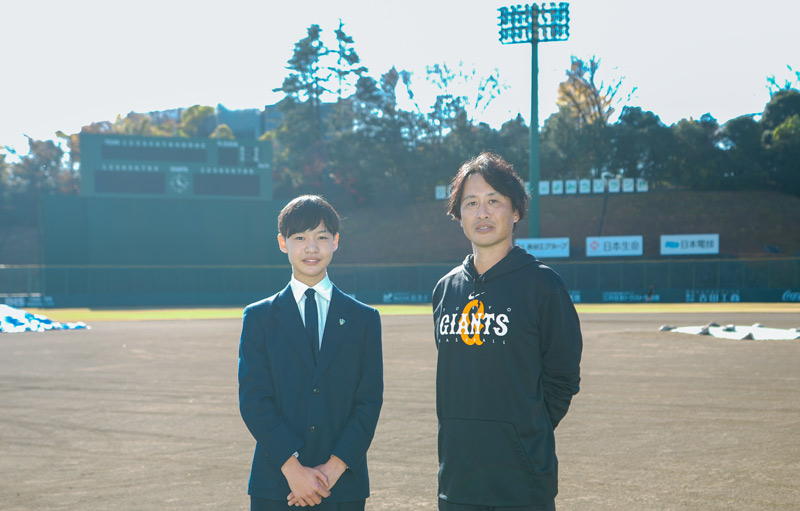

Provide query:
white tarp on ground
left=0, top=305, right=89, bottom=333
left=662, top=322, right=800, bottom=340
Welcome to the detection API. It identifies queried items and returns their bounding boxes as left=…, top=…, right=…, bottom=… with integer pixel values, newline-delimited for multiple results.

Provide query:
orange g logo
left=460, top=299, right=484, bottom=346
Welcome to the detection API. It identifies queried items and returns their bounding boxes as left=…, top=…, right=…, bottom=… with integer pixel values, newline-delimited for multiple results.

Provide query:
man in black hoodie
left=432, top=153, right=582, bottom=511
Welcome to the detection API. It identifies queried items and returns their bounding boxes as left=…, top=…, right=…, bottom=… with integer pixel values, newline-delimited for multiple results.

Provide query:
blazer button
left=312, top=387, right=320, bottom=394
left=309, top=426, right=317, bottom=433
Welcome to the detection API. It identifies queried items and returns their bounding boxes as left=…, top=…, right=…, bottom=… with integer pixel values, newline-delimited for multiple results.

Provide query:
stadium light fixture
left=498, top=2, right=570, bottom=238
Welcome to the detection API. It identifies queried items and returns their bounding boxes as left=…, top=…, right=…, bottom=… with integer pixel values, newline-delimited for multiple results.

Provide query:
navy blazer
left=238, top=283, right=383, bottom=502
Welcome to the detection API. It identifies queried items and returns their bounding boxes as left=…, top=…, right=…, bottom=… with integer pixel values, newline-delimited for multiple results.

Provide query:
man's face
left=278, top=221, right=339, bottom=287
left=459, top=173, right=519, bottom=251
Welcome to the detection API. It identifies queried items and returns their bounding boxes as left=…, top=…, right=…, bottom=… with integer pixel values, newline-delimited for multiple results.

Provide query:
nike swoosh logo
left=468, top=291, right=485, bottom=300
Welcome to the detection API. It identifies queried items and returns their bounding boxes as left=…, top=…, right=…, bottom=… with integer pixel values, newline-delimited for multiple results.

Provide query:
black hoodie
left=432, top=246, right=582, bottom=507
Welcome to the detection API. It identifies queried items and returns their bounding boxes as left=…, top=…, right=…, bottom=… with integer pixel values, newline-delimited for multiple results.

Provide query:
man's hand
left=281, top=455, right=330, bottom=507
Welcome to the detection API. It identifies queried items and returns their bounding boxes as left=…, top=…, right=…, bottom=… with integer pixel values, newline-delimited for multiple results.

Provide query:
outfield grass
left=24, top=302, right=800, bottom=323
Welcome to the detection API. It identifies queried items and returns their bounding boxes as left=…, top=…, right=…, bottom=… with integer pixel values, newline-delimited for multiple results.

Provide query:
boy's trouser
left=251, top=496, right=365, bottom=511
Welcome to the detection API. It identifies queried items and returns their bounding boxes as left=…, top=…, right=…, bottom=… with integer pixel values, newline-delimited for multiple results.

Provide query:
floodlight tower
left=498, top=3, right=570, bottom=238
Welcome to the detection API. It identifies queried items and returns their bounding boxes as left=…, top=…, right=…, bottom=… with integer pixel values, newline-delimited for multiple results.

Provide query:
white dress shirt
left=289, top=274, right=332, bottom=350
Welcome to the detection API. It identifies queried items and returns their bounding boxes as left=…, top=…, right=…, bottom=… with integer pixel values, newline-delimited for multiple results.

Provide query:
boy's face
left=278, top=221, right=339, bottom=287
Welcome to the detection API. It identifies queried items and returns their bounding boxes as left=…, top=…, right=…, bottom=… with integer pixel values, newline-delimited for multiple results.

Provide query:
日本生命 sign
left=586, top=235, right=643, bottom=257
left=660, top=234, right=719, bottom=255
left=516, top=237, right=570, bottom=258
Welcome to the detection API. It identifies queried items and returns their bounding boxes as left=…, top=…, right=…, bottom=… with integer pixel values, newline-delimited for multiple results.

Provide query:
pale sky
left=2, top=0, right=797, bottom=157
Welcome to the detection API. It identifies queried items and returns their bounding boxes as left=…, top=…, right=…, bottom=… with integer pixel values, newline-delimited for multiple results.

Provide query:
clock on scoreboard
left=79, top=133, right=272, bottom=199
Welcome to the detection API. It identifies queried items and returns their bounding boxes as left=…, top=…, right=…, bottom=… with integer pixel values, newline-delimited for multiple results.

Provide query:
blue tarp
left=0, top=305, right=89, bottom=333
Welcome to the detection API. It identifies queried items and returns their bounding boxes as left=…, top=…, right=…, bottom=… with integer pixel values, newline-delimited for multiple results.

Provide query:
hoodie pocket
left=438, top=417, right=535, bottom=507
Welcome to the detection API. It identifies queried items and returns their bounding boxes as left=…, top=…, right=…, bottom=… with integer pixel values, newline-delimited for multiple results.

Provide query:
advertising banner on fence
left=539, top=181, right=550, bottom=195
left=516, top=237, right=570, bottom=258
left=660, top=234, right=719, bottom=255
left=782, top=290, right=800, bottom=302
left=558, top=288, right=793, bottom=304
left=586, top=235, right=643, bottom=257
left=623, top=178, right=635, bottom=192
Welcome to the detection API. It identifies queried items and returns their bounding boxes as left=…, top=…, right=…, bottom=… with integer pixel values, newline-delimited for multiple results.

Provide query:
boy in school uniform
left=239, top=195, right=383, bottom=510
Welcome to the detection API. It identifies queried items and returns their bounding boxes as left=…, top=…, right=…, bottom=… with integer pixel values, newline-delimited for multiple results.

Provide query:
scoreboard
left=79, top=133, right=273, bottom=199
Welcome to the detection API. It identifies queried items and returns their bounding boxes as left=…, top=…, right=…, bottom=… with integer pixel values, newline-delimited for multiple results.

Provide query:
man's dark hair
left=447, top=152, right=528, bottom=222
left=278, top=195, right=340, bottom=238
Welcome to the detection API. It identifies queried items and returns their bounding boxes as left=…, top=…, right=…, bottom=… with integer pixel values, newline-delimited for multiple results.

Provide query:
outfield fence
left=1, top=257, right=799, bottom=308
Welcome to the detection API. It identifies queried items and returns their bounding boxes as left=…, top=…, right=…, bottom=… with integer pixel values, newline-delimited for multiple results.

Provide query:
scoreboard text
left=79, top=134, right=273, bottom=199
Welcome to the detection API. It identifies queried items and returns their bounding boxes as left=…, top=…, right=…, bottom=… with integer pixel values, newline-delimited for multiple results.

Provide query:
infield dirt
left=1, top=311, right=798, bottom=510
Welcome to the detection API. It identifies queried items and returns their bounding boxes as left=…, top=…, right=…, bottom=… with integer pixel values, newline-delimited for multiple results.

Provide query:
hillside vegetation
left=334, top=189, right=800, bottom=264
left=1, top=190, right=798, bottom=265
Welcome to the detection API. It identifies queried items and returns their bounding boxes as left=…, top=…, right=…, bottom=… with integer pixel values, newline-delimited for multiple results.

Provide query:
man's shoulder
left=510, top=261, right=569, bottom=297
left=436, top=264, right=464, bottom=286
left=432, top=264, right=466, bottom=301
left=529, top=260, right=567, bottom=284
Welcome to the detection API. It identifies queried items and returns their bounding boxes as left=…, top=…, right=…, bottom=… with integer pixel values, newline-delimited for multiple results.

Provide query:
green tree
left=327, top=22, right=367, bottom=133
left=79, top=112, right=178, bottom=138
left=765, top=113, right=800, bottom=196
left=556, top=56, right=624, bottom=126
left=270, top=24, right=351, bottom=198
left=329, top=20, right=367, bottom=101
left=0, top=150, right=15, bottom=256
left=178, top=105, right=217, bottom=138
left=275, top=24, right=329, bottom=142
left=767, top=65, right=800, bottom=96
left=6, top=138, right=79, bottom=224
left=761, top=89, right=800, bottom=132
left=328, top=68, right=422, bottom=205
left=210, top=123, right=235, bottom=140
left=609, top=107, right=675, bottom=185
left=66, top=111, right=181, bottom=169
left=493, top=115, right=530, bottom=178
left=0, top=150, right=10, bottom=212
left=718, top=115, right=770, bottom=189
left=670, top=114, right=725, bottom=190
left=541, top=109, right=583, bottom=179
left=425, top=62, right=505, bottom=143
left=540, top=107, right=614, bottom=179
left=541, top=56, right=629, bottom=179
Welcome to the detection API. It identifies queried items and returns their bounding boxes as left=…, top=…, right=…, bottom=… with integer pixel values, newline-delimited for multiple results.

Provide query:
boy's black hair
left=447, top=152, right=528, bottom=223
left=278, top=195, right=340, bottom=238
